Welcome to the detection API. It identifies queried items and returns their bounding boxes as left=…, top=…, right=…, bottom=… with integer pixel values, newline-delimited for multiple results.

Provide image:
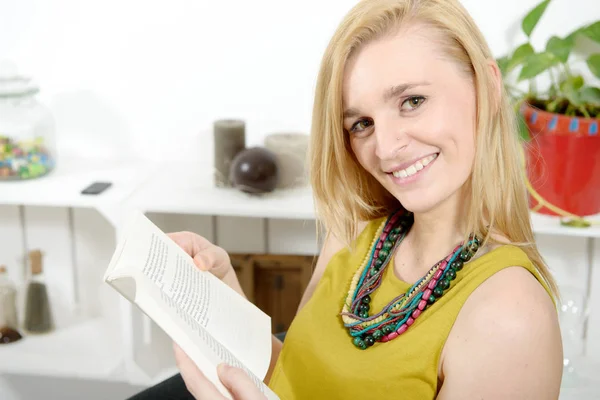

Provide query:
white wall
left=1, top=1, right=600, bottom=399
left=1, top=0, right=598, bottom=161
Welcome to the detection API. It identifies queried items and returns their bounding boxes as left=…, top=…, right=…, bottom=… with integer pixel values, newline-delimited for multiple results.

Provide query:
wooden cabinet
left=231, top=254, right=315, bottom=334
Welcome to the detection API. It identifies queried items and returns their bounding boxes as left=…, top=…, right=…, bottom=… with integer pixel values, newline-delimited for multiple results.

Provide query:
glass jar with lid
left=0, top=60, right=56, bottom=180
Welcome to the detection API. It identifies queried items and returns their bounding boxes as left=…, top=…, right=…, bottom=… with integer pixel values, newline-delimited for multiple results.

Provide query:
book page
left=128, top=278, right=278, bottom=399
left=110, top=211, right=273, bottom=380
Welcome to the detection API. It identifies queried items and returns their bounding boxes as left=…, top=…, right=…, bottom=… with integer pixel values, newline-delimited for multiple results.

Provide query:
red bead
left=396, top=324, right=408, bottom=334
left=387, top=332, right=399, bottom=340
left=412, top=309, right=422, bottom=319
left=428, top=279, right=437, bottom=290
left=423, top=289, right=432, bottom=299
left=406, top=317, right=414, bottom=326
left=384, top=225, right=392, bottom=233
left=418, top=299, right=427, bottom=310
left=434, top=269, right=443, bottom=280
left=376, top=241, right=383, bottom=249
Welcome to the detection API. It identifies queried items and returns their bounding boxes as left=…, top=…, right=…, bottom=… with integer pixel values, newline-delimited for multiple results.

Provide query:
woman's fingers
left=192, top=245, right=231, bottom=278
left=218, top=364, right=266, bottom=400
left=167, top=231, right=231, bottom=278
left=174, top=343, right=225, bottom=399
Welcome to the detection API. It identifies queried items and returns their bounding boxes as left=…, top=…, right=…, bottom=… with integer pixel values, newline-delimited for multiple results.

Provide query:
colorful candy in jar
left=0, top=135, right=54, bottom=180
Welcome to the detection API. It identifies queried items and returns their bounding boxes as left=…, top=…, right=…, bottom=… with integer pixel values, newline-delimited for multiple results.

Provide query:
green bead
left=373, top=330, right=383, bottom=340
left=460, top=250, right=470, bottom=261
left=433, top=287, right=444, bottom=297
left=359, top=311, right=369, bottom=319
left=389, top=233, right=398, bottom=242
left=470, top=241, right=479, bottom=252
left=364, top=336, right=375, bottom=347
left=375, top=259, right=383, bottom=268
left=362, top=295, right=371, bottom=304
left=451, top=260, right=463, bottom=271
left=392, top=226, right=402, bottom=234
left=447, top=268, right=457, bottom=280
left=438, top=278, right=450, bottom=290
left=359, top=303, right=370, bottom=313
left=372, top=265, right=381, bottom=274
left=382, top=325, right=393, bottom=335
left=353, top=337, right=364, bottom=348
left=383, top=240, right=393, bottom=250
left=378, top=249, right=389, bottom=260
left=427, top=295, right=437, bottom=304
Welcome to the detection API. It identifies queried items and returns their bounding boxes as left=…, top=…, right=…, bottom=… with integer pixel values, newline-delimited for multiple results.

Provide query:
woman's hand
left=174, top=343, right=267, bottom=400
left=168, top=231, right=233, bottom=280
left=167, top=231, right=246, bottom=298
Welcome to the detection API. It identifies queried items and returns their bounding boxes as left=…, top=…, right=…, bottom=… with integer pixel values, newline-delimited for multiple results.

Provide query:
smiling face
left=342, top=23, right=477, bottom=215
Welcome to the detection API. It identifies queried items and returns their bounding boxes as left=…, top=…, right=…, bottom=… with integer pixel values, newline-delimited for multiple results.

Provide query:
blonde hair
left=309, top=0, right=559, bottom=300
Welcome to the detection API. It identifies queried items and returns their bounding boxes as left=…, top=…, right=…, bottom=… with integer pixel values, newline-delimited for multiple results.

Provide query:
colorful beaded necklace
left=341, top=209, right=480, bottom=350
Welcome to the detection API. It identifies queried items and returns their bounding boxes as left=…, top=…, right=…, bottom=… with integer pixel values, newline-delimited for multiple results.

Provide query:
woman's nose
left=374, top=119, right=408, bottom=160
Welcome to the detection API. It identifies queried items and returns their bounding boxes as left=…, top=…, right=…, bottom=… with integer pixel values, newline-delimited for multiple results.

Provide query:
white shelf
left=0, top=318, right=124, bottom=380
left=126, top=162, right=316, bottom=220
left=0, top=156, right=153, bottom=209
left=2, top=157, right=600, bottom=237
left=531, top=212, right=600, bottom=238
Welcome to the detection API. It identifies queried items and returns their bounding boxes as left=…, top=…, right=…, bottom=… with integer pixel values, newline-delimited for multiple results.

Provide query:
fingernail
left=196, top=255, right=209, bottom=270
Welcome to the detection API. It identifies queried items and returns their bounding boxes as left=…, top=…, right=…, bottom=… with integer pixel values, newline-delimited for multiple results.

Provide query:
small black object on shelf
left=229, top=147, right=279, bottom=194
left=81, top=181, right=112, bottom=195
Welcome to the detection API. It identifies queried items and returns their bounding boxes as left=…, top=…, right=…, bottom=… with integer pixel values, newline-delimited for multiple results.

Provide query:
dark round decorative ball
left=229, top=147, right=279, bottom=194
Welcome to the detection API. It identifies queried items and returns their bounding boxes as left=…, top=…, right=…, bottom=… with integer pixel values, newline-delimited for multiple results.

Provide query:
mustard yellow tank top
left=268, top=216, right=552, bottom=400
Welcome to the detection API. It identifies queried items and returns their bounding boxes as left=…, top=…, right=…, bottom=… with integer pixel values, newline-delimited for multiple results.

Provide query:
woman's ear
left=487, top=59, right=503, bottom=111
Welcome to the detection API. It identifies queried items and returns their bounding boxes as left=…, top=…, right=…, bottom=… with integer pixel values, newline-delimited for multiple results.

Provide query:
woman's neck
left=403, top=191, right=468, bottom=271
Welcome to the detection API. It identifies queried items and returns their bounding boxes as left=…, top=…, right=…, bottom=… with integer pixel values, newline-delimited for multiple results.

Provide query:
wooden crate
left=231, top=253, right=315, bottom=334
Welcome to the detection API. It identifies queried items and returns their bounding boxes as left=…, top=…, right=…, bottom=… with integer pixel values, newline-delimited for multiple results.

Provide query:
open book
left=103, top=211, right=279, bottom=399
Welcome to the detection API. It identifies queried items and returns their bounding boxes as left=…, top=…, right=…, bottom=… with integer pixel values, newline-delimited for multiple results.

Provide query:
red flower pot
left=521, top=103, right=600, bottom=217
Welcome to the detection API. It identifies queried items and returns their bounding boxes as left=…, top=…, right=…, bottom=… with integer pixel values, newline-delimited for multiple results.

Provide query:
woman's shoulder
left=439, top=244, right=563, bottom=397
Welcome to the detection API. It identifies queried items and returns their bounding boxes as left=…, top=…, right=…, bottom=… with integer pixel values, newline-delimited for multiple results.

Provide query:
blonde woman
left=129, top=0, right=564, bottom=399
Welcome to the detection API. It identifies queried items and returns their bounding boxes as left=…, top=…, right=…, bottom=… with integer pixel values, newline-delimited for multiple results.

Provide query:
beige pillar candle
left=264, top=132, right=309, bottom=189
left=213, top=119, right=246, bottom=187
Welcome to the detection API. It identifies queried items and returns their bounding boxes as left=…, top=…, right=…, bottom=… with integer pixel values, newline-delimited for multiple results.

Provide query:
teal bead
left=362, top=295, right=371, bottom=304
left=359, top=311, right=369, bottom=319
left=433, top=287, right=444, bottom=297
left=451, top=260, right=463, bottom=271
left=373, top=329, right=383, bottom=340
left=438, top=278, right=450, bottom=290
left=427, top=294, right=437, bottom=304
left=364, top=336, right=375, bottom=347
left=382, top=325, right=393, bottom=335
left=378, top=249, right=389, bottom=260
left=353, top=337, right=364, bottom=348
left=447, top=268, right=457, bottom=280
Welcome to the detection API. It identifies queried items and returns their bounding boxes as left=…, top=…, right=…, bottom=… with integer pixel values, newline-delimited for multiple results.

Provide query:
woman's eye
left=400, top=96, right=426, bottom=111
left=350, top=119, right=373, bottom=133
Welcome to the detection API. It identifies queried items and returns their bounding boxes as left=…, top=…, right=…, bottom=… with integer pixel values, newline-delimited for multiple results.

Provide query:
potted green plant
left=497, top=0, right=600, bottom=219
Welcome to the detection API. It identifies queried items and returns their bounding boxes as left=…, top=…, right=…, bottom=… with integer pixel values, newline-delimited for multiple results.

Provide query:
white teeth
left=391, top=154, right=437, bottom=178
